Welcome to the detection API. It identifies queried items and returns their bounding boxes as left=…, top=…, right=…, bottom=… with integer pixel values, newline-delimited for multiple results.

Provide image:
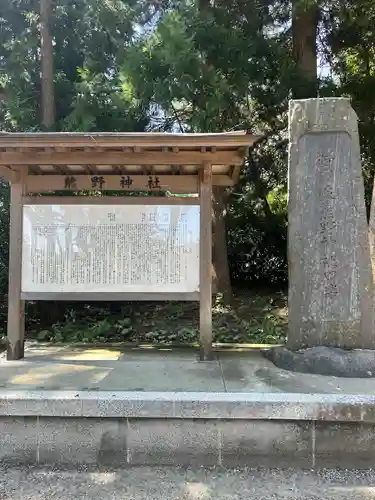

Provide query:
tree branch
left=171, top=102, right=185, bottom=132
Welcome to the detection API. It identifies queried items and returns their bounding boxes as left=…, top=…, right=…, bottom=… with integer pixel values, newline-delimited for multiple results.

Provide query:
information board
left=21, top=204, right=200, bottom=294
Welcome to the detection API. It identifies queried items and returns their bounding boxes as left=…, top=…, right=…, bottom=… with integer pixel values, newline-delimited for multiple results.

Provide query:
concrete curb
left=1, top=391, right=375, bottom=468
left=0, top=390, right=374, bottom=421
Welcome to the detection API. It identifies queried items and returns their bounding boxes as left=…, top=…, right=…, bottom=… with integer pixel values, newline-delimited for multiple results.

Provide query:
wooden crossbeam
left=22, top=196, right=199, bottom=205
left=0, top=150, right=243, bottom=166
left=0, top=131, right=260, bottom=149
left=25, top=174, right=233, bottom=193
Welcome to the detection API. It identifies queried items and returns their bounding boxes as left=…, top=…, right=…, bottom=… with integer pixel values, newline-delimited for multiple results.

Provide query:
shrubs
left=31, top=292, right=287, bottom=346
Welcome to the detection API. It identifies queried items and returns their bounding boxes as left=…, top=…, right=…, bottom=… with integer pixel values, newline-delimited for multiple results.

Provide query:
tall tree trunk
left=212, top=187, right=233, bottom=305
left=40, top=0, right=58, bottom=326
left=292, top=0, right=319, bottom=98
left=196, top=0, right=232, bottom=304
left=198, top=0, right=210, bottom=9
left=40, top=0, right=55, bottom=128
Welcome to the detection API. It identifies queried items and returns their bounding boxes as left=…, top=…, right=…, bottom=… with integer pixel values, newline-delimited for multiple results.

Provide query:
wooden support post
left=199, top=163, right=213, bottom=361
left=7, top=170, right=26, bottom=360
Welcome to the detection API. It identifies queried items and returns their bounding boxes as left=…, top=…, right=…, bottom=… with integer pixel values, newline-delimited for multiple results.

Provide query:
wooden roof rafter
left=0, top=131, right=261, bottom=190
left=0, top=149, right=246, bottom=166
left=0, top=130, right=260, bottom=149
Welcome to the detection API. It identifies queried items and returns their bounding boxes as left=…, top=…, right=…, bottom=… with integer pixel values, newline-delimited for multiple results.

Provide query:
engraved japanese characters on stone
left=288, top=98, right=373, bottom=349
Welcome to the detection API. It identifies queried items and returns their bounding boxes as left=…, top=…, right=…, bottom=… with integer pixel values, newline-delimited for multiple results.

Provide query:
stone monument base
left=263, top=346, right=375, bottom=378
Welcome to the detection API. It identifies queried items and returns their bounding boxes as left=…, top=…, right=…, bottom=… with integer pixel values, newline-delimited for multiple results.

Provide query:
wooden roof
left=0, top=131, right=260, bottom=191
left=0, top=130, right=258, bottom=148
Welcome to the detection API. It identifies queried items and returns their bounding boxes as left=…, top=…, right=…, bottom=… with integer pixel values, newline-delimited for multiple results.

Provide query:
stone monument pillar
left=369, top=184, right=375, bottom=286
left=288, top=98, right=373, bottom=349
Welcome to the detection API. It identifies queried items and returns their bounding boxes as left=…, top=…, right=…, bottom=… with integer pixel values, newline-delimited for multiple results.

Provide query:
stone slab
left=264, top=346, right=375, bottom=377
left=220, top=420, right=312, bottom=468
left=127, top=419, right=219, bottom=466
left=0, top=416, right=38, bottom=465
left=288, top=98, right=373, bottom=349
left=6, top=345, right=375, bottom=395
left=315, top=422, right=375, bottom=468
left=81, top=391, right=175, bottom=418
left=1, top=390, right=375, bottom=422
left=4, top=415, right=375, bottom=469
left=0, top=392, right=83, bottom=416
left=3, top=413, right=375, bottom=468
left=218, top=351, right=375, bottom=394
left=37, top=417, right=124, bottom=466
left=0, top=349, right=225, bottom=392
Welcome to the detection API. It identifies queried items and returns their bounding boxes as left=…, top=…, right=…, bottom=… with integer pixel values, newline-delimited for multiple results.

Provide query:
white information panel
left=22, top=204, right=200, bottom=294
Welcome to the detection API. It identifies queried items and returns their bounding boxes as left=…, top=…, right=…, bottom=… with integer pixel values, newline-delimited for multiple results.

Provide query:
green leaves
left=324, top=0, right=375, bottom=207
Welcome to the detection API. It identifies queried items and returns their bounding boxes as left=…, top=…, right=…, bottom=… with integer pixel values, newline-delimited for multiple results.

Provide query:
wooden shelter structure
left=0, top=131, right=259, bottom=361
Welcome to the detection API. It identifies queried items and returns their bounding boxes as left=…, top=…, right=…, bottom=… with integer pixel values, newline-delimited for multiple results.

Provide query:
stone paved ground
left=4, top=345, right=375, bottom=393
left=1, top=467, right=375, bottom=499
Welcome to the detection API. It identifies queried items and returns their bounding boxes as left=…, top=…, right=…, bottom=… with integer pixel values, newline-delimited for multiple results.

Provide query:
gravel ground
left=1, top=467, right=375, bottom=499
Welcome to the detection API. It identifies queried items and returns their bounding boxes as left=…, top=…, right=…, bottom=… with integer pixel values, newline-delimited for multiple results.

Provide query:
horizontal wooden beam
left=27, top=174, right=197, bottom=193
left=25, top=174, right=233, bottom=193
left=0, top=131, right=261, bottom=149
left=0, top=150, right=243, bottom=166
left=21, top=292, right=200, bottom=301
left=22, top=196, right=199, bottom=205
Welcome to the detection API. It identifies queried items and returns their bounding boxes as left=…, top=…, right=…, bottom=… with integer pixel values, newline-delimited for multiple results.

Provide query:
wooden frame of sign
left=0, top=131, right=259, bottom=361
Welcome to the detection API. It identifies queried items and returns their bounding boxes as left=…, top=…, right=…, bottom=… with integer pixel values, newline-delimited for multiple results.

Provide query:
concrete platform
left=3, top=343, right=375, bottom=393
left=2, top=344, right=375, bottom=469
